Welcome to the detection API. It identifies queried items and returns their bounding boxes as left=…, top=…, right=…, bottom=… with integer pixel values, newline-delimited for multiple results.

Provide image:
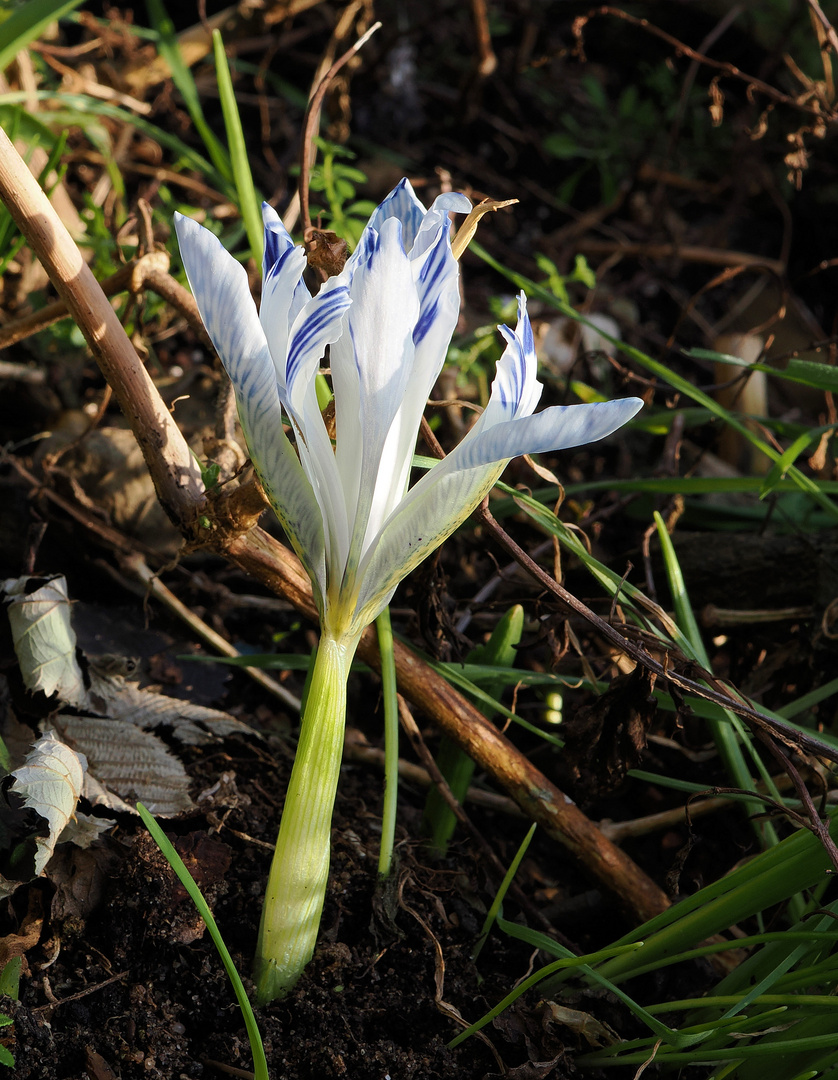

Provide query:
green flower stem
left=375, top=606, right=398, bottom=879
left=254, top=630, right=359, bottom=1005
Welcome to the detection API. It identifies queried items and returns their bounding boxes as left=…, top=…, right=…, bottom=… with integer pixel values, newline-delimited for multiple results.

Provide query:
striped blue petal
left=174, top=213, right=327, bottom=603
left=260, top=204, right=309, bottom=400
left=364, top=177, right=427, bottom=252
left=285, top=277, right=351, bottom=396
left=331, top=216, right=420, bottom=576
left=484, top=292, right=542, bottom=420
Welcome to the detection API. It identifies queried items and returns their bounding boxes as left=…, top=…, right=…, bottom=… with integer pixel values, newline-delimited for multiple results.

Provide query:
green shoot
left=136, top=804, right=268, bottom=1080
left=375, top=606, right=399, bottom=879
left=145, top=0, right=232, bottom=183
left=653, top=512, right=785, bottom=857
left=422, top=604, right=524, bottom=857
left=471, top=822, right=536, bottom=960
left=211, top=30, right=263, bottom=263
left=0, top=0, right=85, bottom=74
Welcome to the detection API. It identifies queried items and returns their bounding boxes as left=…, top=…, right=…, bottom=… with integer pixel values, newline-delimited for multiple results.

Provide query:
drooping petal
left=408, top=190, right=472, bottom=262
left=449, top=397, right=644, bottom=471
left=260, top=204, right=309, bottom=400
left=352, top=454, right=506, bottom=627
left=174, top=213, right=327, bottom=602
left=352, top=395, right=643, bottom=627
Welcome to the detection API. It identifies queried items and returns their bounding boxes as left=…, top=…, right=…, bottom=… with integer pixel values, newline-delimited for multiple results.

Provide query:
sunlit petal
left=354, top=396, right=643, bottom=624
left=359, top=198, right=467, bottom=542
left=408, top=190, right=472, bottom=260
left=333, top=217, right=420, bottom=570
left=282, top=277, right=353, bottom=581
left=260, top=204, right=309, bottom=400
left=364, top=177, right=427, bottom=252
left=353, top=452, right=503, bottom=625
left=286, top=278, right=351, bottom=400
left=174, top=213, right=327, bottom=601
left=482, top=293, right=542, bottom=425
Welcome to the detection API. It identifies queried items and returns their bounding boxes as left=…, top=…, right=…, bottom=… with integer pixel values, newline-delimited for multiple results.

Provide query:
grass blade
left=212, top=30, right=263, bottom=262
left=136, top=803, right=269, bottom=1080
left=145, top=0, right=232, bottom=183
left=0, top=0, right=84, bottom=74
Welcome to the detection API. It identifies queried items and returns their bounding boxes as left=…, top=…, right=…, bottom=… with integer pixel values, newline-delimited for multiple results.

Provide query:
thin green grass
left=136, top=804, right=269, bottom=1080
left=375, top=606, right=399, bottom=879
left=212, top=30, right=263, bottom=262
left=0, top=0, right=85, bottom=73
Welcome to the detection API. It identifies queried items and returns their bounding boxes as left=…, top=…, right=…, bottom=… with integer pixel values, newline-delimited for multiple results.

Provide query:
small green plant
left=421, top=603, right=524, bottom=858
left=535, top=252, right=596, bottom=304
left=300, top=139, right=377, bottom=245
left=543, top=73, right=662, bottom=204
left=543, top=66, right=730, bottom=204
left=0, top=111, right=67, bottom=276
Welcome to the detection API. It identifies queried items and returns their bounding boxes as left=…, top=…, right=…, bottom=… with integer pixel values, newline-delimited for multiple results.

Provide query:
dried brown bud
left=304, top=227, right=349, bottom=278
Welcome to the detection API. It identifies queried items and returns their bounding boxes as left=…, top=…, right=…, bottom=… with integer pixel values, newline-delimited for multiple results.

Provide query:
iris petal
left=333, top=217, right=420, bottom=572
left=283, top=277, right=353, bottom=580
left=260, top=204, right=309, bottom=399
left=174, top=213, right=327, bottom=602
left=484, top=293, right=542, bottom=422
left=354, top=396, right=643, bottom=625
left=364, top=177, right=427, bottom=252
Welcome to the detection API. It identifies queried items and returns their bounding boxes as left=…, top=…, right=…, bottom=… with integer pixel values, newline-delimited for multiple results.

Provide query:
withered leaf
left=559, top=665, right=657, bottom=797
left=52, top=714, right=193, bottom=817
left=9, top=730, right=85, bottom=880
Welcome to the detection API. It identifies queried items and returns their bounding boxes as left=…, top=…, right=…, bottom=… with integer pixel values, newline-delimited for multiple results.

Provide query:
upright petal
left=355, top=193, right=469, bottom=544
left=283, top=277, right=354, bottom=582
left=260, top=204, right=309, bottom=400
left=331, top=216, right=420, bottom=574
left=363, top=177, right=427, bottom=252
left=482, top=293, right=542, bottom=425
left=174, top=213, right=327, bottom=602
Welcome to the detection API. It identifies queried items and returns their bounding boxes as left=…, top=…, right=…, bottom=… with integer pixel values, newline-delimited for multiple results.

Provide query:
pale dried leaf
left=85, top=670, right=253, bottom=744
left=53, top=714, right=193, bottom=816
left=2, top=576, right=86, bottom=705
left=540, top=1001, right=621, bottom=1048
left=60, top=812, right=116, bottom=848
left=10, top=730, right=85, bottom=876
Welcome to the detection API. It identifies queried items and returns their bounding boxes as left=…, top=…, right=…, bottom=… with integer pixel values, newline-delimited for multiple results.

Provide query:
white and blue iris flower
left=175, top=179, right=642, bottom=644
left=175, top=179, right=642, bottom=1002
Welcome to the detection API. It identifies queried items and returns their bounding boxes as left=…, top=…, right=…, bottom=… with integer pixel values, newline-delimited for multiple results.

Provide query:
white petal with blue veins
left=174, top=213, right=327, bottom=602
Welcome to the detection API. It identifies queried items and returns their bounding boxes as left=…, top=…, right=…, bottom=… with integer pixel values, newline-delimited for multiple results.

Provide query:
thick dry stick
left=224, top=527, right=671, bottom=924
left=0, top=127, right=204, bottom=522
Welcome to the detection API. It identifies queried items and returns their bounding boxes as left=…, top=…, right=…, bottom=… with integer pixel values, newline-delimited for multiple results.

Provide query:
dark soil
left=3, top=2, right=838, bottom=1078
left=1, top=637, right=626, bottom=1080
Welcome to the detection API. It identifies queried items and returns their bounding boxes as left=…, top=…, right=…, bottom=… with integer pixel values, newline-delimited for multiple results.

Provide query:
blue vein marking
left=286, top=288, right=350, bottom=383
left=264, top=240, right=297, bottom=285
